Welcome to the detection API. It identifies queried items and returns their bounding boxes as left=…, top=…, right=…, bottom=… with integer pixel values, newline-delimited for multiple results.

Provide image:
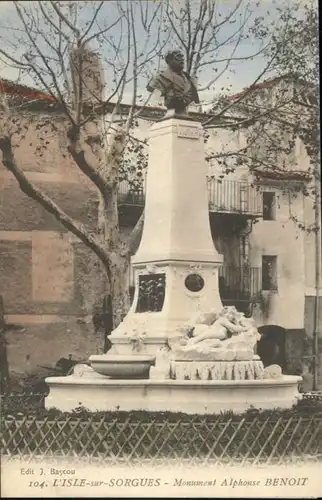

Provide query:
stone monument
left=107, top=105, right=223, bottom=356
left=45, top=52, right=301, bottom=414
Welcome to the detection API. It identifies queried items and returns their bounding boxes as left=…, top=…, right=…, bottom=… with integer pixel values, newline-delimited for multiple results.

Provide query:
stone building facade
left=0, top=92, right=102, bottom=379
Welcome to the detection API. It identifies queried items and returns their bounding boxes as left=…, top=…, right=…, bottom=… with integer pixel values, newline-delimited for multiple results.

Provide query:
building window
left=262, top=255, right=278, bottom=291
left=263, top=192, right=276, bottom=220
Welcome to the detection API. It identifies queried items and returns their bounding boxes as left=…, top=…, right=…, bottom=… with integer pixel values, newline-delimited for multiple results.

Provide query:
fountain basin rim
left=46, top=374, right=302, bottom=387
left=89, top=355, right=155, bottom=363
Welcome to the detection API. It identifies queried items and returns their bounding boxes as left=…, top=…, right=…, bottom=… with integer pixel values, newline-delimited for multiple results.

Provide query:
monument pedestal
left=169, top=359, right=265, bottom=381
left=110, top=118, right=222, bottom=355
left=46, top=116, right=302, bottom=414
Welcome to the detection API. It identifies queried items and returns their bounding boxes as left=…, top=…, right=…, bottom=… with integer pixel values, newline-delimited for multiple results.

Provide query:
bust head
left=165, top=50, right=185, bottom=73
left=146, top=49, right=199, bottom=113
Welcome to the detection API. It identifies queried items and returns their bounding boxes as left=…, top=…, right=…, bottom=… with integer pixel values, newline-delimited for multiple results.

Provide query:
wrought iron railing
left=118, top=179, right=263, bottom=217
left=218, top=266, right=262, bottom=303
left=118, top=180, right=146, bottom=206
left=207, top=179, right=262, bottom=216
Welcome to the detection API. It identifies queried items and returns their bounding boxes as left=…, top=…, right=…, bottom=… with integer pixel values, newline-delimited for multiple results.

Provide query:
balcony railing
left=218, top=266, right=262, bottom=303
left=118, top=179, right=263, bottom=217
left=118, top=180, right=145, bottom=206
left=207, top=179, right=262, bottom=216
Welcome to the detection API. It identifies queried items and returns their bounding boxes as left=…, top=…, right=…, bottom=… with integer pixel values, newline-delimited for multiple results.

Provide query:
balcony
left=207, top=179, right=262, bottom=217
left=218, top=266, right=262, bottom=308
left=118, top=181, right=145, bottom=207
left=118, top=179, right=263, bottom=217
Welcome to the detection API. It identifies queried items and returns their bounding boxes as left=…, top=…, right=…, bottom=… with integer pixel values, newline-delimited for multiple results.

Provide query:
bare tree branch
left=79, top=1, right=104, bottom=44
left=51, top=1, right=80, bottom=38
left=37, top=1, right=70, bottom=42
left=0, top=135, right=110, bottom=269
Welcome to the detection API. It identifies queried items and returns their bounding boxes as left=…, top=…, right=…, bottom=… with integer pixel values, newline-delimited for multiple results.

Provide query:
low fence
left=1, top=394, right=322, bottom=465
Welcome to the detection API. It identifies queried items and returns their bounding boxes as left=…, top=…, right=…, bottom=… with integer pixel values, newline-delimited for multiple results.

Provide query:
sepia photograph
left=0, top=0, right=321, bottom=497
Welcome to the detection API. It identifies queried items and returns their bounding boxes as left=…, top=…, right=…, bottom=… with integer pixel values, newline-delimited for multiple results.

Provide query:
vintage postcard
left=0, top=0, right=321, bottom=497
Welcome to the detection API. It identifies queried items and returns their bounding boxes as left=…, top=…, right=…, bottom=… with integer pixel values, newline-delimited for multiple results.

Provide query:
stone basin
left=89, top=354, right=155, bottom=379
left=45, top=374, right=303, bottom=413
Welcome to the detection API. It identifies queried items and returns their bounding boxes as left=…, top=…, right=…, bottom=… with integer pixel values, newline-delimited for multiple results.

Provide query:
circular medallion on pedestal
left=185, top=273, right=204, bottom=292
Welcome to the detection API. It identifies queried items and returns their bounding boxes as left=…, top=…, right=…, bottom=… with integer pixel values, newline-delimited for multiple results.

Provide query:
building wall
left=247, top=183, right=322, bottom=387
left=206, top=127, right=249, bottom=181
left=0, top=110, right=107, bottom=378
left=249, top=187, right=306, bottom=329
left=248, top=186, right=307, bottom=377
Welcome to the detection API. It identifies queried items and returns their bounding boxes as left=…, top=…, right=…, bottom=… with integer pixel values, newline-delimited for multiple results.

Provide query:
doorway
left=257, top=325, right=286, bottom=370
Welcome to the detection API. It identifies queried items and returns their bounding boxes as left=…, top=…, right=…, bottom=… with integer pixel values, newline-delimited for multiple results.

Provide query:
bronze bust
left=147, top=50, right=200, bottom=114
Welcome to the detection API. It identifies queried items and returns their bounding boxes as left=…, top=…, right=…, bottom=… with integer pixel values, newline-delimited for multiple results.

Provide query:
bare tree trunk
left=110, top=252, right=130, bottom=328
left=98, top=190, right=130, bottom=329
